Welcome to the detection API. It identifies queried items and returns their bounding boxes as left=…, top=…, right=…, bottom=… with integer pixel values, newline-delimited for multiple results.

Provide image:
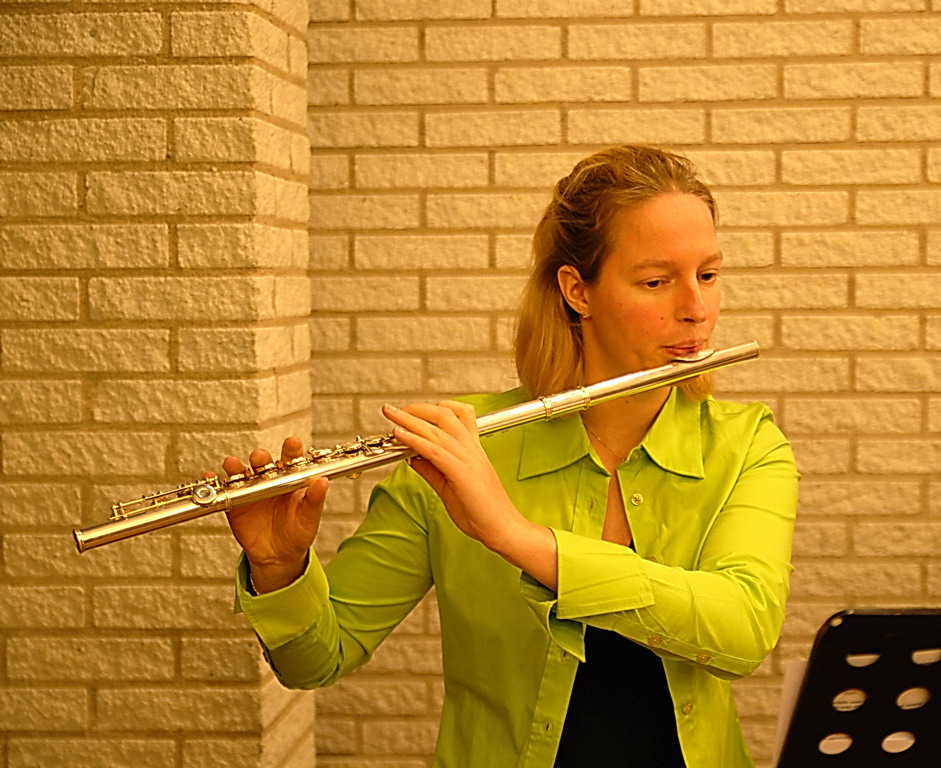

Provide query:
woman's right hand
left=218, top=436, right=329, bottom=594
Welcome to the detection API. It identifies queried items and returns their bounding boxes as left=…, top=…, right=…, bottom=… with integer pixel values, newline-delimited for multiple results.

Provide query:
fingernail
left=384, top=403, right=399, bottom=413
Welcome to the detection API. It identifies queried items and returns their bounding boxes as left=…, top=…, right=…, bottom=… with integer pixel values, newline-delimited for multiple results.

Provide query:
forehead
left=605, top=193, right=718, bottom=265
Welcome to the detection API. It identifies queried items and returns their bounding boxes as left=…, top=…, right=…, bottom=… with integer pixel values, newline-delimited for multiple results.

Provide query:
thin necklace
left=583, top=421, right=627, bottom=464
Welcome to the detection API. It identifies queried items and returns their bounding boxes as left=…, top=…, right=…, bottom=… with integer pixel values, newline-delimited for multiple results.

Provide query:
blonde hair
left=514, top=145, right=718, bottom=399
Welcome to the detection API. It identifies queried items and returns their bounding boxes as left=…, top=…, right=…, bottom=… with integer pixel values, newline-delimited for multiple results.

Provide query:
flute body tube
left=73, top=341, right=759, bottom=552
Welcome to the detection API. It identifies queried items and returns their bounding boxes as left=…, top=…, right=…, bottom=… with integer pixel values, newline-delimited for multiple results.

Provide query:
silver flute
left=73, top=341, right=759, bottom=552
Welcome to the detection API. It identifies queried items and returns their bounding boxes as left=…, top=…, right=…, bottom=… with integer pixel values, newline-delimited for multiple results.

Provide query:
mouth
left=663, top=341, right=705, bottom=358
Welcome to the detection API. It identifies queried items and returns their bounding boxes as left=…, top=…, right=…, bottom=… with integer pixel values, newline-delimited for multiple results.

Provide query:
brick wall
left=0, top=1, right=314, bottom=766
left=308, top=3, right=941, bottom=768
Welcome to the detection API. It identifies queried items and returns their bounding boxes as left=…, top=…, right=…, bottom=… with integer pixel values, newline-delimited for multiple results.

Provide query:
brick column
left=0, top=2, right=313, bottom=766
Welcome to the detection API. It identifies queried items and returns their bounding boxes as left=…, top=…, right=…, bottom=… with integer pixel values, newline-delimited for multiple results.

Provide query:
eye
left=699, top=270, right=720, bottom=283
left=641, top=278, right=668, bottom=289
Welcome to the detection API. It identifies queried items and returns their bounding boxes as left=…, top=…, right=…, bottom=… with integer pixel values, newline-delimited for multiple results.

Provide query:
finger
left=436, top=400, right=479, bottom=435
left=202, top=470, right=217, bottom=480
left=384, top=402, right=464, bottom=443
left=280, top=436, right=305, bottom=466
left=222, top=455, right=247, bottom=476
left=249, top=448, right=274, bottom=469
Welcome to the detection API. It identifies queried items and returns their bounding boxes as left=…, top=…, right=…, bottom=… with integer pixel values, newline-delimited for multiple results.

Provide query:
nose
left=677, top=279, right=708, bottom=324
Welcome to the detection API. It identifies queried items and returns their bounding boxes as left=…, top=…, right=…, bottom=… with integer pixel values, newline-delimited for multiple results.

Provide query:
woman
left=225, top=146, right=799, bottom=767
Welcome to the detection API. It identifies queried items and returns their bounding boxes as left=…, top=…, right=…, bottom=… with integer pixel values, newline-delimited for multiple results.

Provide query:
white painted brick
left=7, top=637, right=174, bottom=681
left=786, top=62, right=924, bottom=100
left=711, top=315, right=774, bottom=350
left=570, top=22, right=705, bottom=60
left=713, top=107, right=851, bottom=144
left=858, top=106, right=941, bottom=142
left=641, top=0, right=775, bottom=12
left=309, top=111, right=419, bottom=148
left=358, top=316, right=491, bottom=352
left=0, top=117, right=165, bottom=163
left=792, top=521, right=848, bottom=557
left=718, top=356, right=849, bottom=393
left=686, top=150, right=775, bottom=187
left=317, top=680, right=428, bottom=715
left=718, top=232, right=774, bottom=268
left=361, top=720, right=439, bottom=755
left=495, top=234, right=533, bottom=269
left=860, top=17, right=941, bottom=54
left=181, top=738, right=263, bottom=768
left=855, top=358, right=941, bottom=393
left=181, top=637, right=264, bottom=682
left=0, top=66, right=72, bottom=110
left=427, top=192, right=547, bottom=229
left=0, top=586, right=85, bottom=629
left=639, top=64, right=776, bottom=103
left=426, top=356, right=518, bottom=394
left=854, top=522, right=941, bottom=557
left=310, top=357, right=423, bottom=395
left=355, top=153, right=488, bottom=189
left=426, top=275, right=525, bottom=311
left=3, top=431, right=168, bottom=477
left=358, top=0, right=490, bottom=20
left=7, top=740, right=175, bottom=768
left=0, top=172, right=76, bottom=216
left=718, top=190, right=849, bottom=226
left=426, top=109, right=561, bottom=148
left=93, top=586, right=243, bottom=630
left=857, top=274, right=941, bottom=309
left=785, top=397, right=921, bottom=434
left=928, top=316, right=941, bottom=350
left=89, top=277, right=276, bottom=321
left=567, top=108, right=706, bottom=145
left=782, top=148, right=921, bottom=185
left=178, top=223, right=307, bottom=270
left=0, top=12, right=162, bottom=56
left=309, top=27, right=419, bottom=63
left=0, top=689, right=88, bottom=731
left=791, top=562, right=921, bottom=598
left=781, top=231, right=919, bottom=268
left=0, top=483, right=81, bottom=526
left=790, top=438, right=850, bottom=474
left=781, top=315, right=919, bottom=351
left=785, top=0, right=923, bottom=10
left=493, top=151, right=582, bottom=188
left=714, top=20, right=852, bottom=57
left=495, top=66, right=632, bottom=103
left=98, top=687, right=259, bottom=731
left=497, top=0, right=634, bottom=16
left=311, top=276, right=419, bottom=311
left=355, top=68, right=488, bottom=105
left=2, top=329, right=170, bottom=372
left=857, top=439, right=941, bottom=475
left=355, top=235, right=489, bottom=270
left=310, top=193, right=420, bottom=230
left=426, top=25, right=561, bottom=61
left=4, top=534, right=171, bottom=578
left=797, top=480, right=921, bottom=517
left=722, top=274, right=848, bottom=310
left=0, top=381, right=82, bottom=424
left=309, top=68, right=351, bottom=106
left=0, top=224, right=168, bottom=269
left=311, top=153, right=350, bottom=190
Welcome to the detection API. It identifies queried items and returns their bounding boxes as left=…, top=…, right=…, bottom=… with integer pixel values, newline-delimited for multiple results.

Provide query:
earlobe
left=556, top=265, right=590, bottom=318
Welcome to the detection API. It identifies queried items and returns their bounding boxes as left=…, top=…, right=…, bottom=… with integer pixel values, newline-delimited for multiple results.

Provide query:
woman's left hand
left=382, top=400, right=559, bottom=589
left=382, top=401, right=521, bottom=551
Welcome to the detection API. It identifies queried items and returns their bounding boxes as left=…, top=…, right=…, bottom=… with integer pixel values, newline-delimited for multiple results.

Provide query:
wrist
left=247, top=555, right=308, bottom=595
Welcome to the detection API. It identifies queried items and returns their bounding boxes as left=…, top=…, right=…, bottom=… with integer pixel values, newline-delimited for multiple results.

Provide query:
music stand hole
left=881, top=732, right=915, bottom=754
left=911, top=647, right=941, bottom=665
left=896, top=687, right=930, bottom=710
left=818, top=733, right=852, bottom=755
left=832, top=688, right=866, bottom=712
left=846, top=652, right=880, bottom=668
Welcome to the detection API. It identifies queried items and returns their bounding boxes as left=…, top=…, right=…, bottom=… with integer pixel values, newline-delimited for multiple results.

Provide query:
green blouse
left=236, top=388, right=799, bottom=768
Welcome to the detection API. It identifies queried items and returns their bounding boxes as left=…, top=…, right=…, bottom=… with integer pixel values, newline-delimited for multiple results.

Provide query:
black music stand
left=775, top=609, right=941, bottom=767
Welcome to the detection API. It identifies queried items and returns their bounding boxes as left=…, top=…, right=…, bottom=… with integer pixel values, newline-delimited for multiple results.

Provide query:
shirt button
left=648, top=634, right=663, bottom=647
left=681, top=701, right=694, bottom=715
left=630, top=493, right=644, bottom=506
left=696, top=652, right=712, bottom=665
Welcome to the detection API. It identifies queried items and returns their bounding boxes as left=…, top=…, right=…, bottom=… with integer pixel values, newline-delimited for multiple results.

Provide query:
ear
left=556, top=265, right=590, bottom=318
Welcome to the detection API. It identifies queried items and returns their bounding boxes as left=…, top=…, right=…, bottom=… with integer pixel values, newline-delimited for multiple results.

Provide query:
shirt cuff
left=554, top=528, right=655, bottom=620
left=235, top=550, right=330, bottom=649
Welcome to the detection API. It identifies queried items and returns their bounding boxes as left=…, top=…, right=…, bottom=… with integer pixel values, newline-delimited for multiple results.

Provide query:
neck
left=580, top=386, right=671, bottom=466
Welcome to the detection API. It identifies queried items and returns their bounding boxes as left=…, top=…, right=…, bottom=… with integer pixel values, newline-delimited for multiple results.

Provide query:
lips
left=663, top=341, right=705, bottom=357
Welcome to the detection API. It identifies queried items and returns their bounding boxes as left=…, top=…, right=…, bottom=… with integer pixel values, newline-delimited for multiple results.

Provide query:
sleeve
left=234, top=465, right=435, bottom=689
left=522, top=414, right=799, bottom=680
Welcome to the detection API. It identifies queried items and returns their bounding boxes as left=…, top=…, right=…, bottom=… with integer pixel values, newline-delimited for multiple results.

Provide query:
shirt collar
left=516, top=388, right=705, bottom=481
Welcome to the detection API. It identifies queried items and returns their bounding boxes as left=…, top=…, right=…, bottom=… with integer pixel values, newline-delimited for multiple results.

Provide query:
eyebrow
left=628, top=251, right=724, bottom=271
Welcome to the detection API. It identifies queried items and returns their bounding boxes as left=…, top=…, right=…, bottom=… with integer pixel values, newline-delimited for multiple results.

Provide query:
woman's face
left=559, top=193, right=722, bottom=384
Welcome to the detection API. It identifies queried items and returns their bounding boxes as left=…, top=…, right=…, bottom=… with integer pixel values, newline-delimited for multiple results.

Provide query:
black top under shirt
left=553, top=542, right=687, bottom=768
